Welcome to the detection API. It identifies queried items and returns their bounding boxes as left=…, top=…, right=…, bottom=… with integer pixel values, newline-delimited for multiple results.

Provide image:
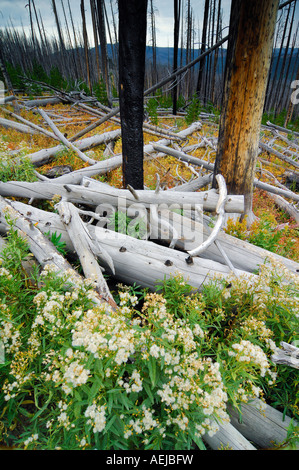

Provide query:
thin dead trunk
left=80, top=0, right=92, bottom=91
left=196, top=0, right=210, bottom=97
left=172, top=0, right=182, bottom=115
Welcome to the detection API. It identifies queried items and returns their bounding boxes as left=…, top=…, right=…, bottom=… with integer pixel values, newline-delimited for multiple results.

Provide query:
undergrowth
left=0, top=227, right=298, bottom=450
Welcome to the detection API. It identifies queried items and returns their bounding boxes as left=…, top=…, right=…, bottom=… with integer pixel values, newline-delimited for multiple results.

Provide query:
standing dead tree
left=172, top=0, right=182, bottom=115
left=118, top=0, right=148, bottom=190
left=213, top=0, right=280, bottom=223
left=196, top=0, right=210, bottom=99
left=80, top=0, right=92, bottom=92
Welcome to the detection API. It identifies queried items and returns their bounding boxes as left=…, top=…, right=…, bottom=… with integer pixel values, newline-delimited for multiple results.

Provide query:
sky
left=0, top=0, right=298, bottom=49
left=0, top=0, right=231, bottom=48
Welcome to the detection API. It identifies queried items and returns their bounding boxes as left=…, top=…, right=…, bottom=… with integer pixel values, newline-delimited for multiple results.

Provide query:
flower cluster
left=85, top=403, right=106, bottom=433
left=228, top=340, right=274, bottom=379
left=0, top=240, right=297, bottom=450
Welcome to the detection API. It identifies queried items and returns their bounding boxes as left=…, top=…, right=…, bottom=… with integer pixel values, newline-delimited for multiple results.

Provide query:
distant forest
left=0, top=0, right=298, bottom=119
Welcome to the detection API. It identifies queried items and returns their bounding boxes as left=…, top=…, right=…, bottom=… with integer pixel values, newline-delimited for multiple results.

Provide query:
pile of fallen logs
left=0, top=91, right=299, bottom=450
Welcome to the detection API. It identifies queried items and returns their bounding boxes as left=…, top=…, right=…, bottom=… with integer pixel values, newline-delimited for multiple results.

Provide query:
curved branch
left=187, top=174, right=227, bottom=257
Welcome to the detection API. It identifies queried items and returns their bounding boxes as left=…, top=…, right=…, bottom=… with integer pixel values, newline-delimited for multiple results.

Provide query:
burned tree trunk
left=118, top=0, right=148, bottom=190
left=172, top=0, right=181, bottom=115
left=213, top=0, right=279, bottom=221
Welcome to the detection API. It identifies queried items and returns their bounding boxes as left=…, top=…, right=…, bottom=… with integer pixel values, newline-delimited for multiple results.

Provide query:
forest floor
left=0, top=101, right=298, bottom=262
left=0, top=99, right=299, bottom=451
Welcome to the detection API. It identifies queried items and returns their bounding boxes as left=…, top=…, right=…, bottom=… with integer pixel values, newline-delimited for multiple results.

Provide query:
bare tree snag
left=118, top=0, right=148, bottom=189
left=213, top=0, right=279, bottom=223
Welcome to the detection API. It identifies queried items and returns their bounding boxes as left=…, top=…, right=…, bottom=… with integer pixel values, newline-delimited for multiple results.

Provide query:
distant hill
left=97, top=44, right=298, bottom=79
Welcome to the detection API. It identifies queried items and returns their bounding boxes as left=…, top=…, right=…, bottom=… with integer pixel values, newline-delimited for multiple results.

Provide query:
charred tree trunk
left=213, top=0, right=279, bottom=222
left=118, top=0, right=148, bottom=190
left=172, top=0, right=181, bottom=115
left=96, top=0, right=112, bottom=105
left=80, top=0, right=92, bottom=92
left=196, top=0, right=210, bottom=98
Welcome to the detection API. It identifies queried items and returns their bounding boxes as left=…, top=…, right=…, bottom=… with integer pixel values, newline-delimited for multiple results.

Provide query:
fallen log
left=21, top=96, right=63, bottom=108
left=0, top=179, right=245, bottom=214
left=24, top=128, right=122, bottom=167
left=229, top=398, right=298, bottom=449
left=170, top=173, right=213, bottom=192
left=6, top=199, right=299, bottom=276
left=51, top=122, right=202, bottom=184
left=1, top=107, right=59, bottom=141
left=0, top=117, right=38, bottom=135
left=259, top=141, right=299, bottom=170
left=57, top=200, right=115, bottom=302
left=266, top=193, right=299, bottom=224
left=155, top=143, right=299, bottom=203
left=202, top=421, right=256, bottom=450
left=77, top=101, right=185, bottom=141
left=37, top=108, right=98, bottom=165
left=254, top=179, right=299, bottom=203
left=0, top=196, right=115, bottom=308
left=0, top=200, right=253, bottom=291
left=83, top=178, right=244, bottom=213
left=0, top=95, right=18, bottom=105
left=266, top=120, right=299, bottom=138
left=153, top=143, right=214, bottom=171
left=271, top=342, right=299, bottom=369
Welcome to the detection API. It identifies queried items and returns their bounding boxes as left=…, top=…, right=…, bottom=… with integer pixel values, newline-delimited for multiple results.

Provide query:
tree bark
left=213, top=0, right=279, bottom=220
left=118, top=0, right=148, bottom=189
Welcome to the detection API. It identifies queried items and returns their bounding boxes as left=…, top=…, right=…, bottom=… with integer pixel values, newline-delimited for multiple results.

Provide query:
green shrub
left=185, top=94, right=201, bottom=124
left=0, top=141, right=37, bottom=182
left=0, top=228, right=298, bottom=450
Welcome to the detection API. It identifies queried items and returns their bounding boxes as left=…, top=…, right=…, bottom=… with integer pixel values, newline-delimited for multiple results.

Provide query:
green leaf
left=148, top=356, right=157, bottom=387
left=143, top=382, right=155, bottom=404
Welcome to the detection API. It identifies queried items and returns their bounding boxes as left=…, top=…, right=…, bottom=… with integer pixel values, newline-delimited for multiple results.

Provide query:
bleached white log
left=154, top=143, right=299, bottom=203
left=229, top=398, right=298, bottom=449
left=25, top=121, right=200, bottom=171
left=78, top=101, right=185, bottom=141
left=22, top=96, right=62, bottom=107
left=0, top=195, right=74, bottom=273
left=0, top=179, right=244, bottom=214
left=25, top=129, right=122, bottom=167
left=153, top=143, right=214, bottom=171
left=0, top=117, right=38, bottom=135
left=0, top=95, right=18, bottom=105
left=203, top=421, right=256, bottom=450
left=6, top=200, right=299, bottom=277
left=266, top=193, right=299, bottom=224
left=0, top=200, right=253, bottom=291
left=266, top=120, right=299, bottom=137
left=57, top=200, right=115, bottom=303
left=271, top=342, right=299, bottom=369
left=0, top=196, right=114, bottom=308
left=170, top=173, right=213, bottom=192
left=254, top=179, right=299, bottom=203
left=82, top=178, right=244, bottom=213
left=259, top=141, right=299, bottom=170
left=1, top=107, right=59, bottom=141
left=37, top=108, right=98, bottom=165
